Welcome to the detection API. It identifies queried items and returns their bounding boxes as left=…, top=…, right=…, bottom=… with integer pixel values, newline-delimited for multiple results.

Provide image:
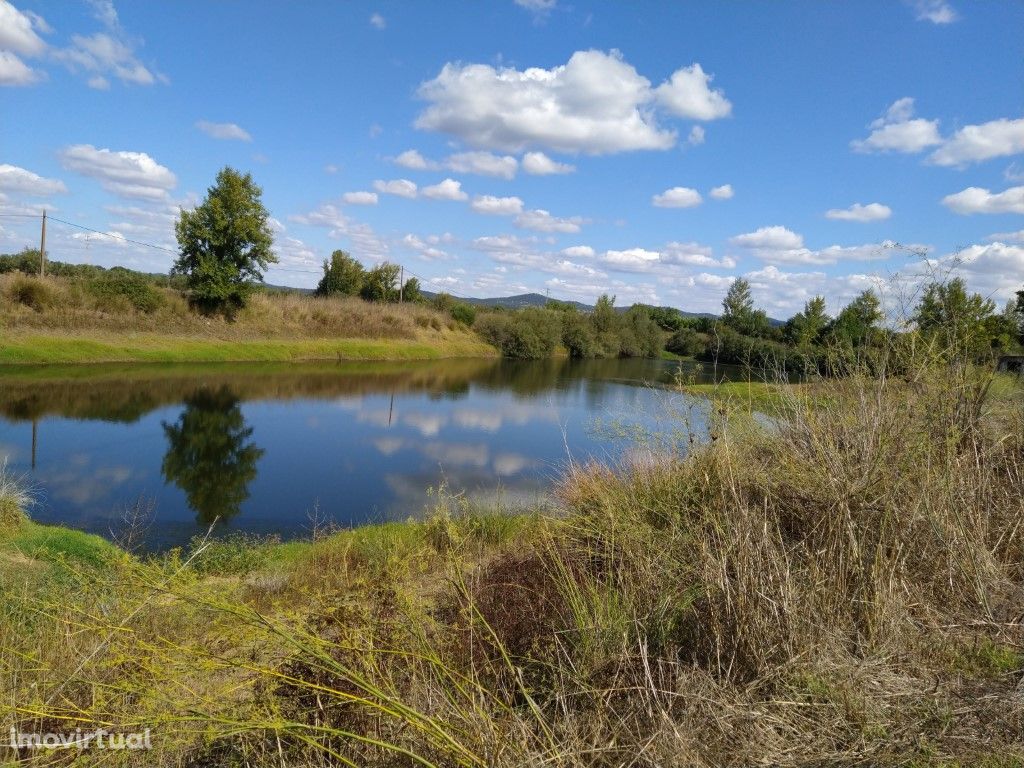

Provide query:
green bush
left=475, top=308, right=562, bottom=359
left=6, top=275, right=56, bottom=310
left=87, top=268, right=165, bottom=313
left=666, top=327, right=704, bottom=357
left=450, top=301, right=476, bottom=326
left=561, top=312, right=598, bottom=358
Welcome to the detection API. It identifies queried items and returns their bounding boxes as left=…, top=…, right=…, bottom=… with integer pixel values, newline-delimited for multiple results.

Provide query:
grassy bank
left=0, top=273, right=496, bottom=364
left=2, top=364, right=1023, bottom=766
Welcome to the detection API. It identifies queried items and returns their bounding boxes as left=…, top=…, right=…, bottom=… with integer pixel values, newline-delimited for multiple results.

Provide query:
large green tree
left=360, top=262, right=402, bottom=302
left=830, top=290, right=882, bottom=347
left=721, top=278, right=771, bottom=337
left=913, top=278, right=999, bottom=358
left=315, top=250, right=365, bottom=297
left=173, top=167, right=276, bottom=313
left=785, top=295, right=830, bottom=347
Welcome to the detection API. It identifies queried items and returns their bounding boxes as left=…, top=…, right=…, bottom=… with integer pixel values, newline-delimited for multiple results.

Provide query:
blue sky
left=2, top=0, right=1023, bottom=317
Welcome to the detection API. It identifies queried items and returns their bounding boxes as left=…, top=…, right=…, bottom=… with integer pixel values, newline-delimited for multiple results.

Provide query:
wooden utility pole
left=399, top=264, right=404, bottom=303
left=39, top=210, right=47, bottom=277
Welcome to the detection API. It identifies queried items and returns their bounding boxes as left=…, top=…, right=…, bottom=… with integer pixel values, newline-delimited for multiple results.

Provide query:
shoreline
left=0, top=331, right=498, bottom=366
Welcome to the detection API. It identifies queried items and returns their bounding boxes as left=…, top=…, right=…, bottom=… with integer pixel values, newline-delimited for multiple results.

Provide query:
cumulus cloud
left=652, top=186, right=702, bottom=208
left=195, top=120, right=252, bottom=141
left=0, top=1, right=49, bottom=86
left=372, top=178, right=418, bottom=199
left=290, top=203, right=389, bottom=260
left=687, top=126, right=706, bottom=146
left=731, top=226, right=912, bottom=267
left=654, top=63, right=732, bottom=120
left=825, top=202, right=892, bottom=222
left=986, top=229, right=1024, bottom=244
left=56, top=1, right=165, bottom=87
left=393, top=149, right=436, bottom=170
left=58, top=144, right=176, bottom=200
left=401, top=234, right=450, bottom=261
left=445, top=151, right=518, bottom=179
left=470, top=195, right=524, bottom=215
left=369, top=12, right=386, bottom=29
left=415, top=50, right=730, bottom=155
left=731, top=226, right=804, bottom=250
left=0, top=164, right=67, bottom=196
left=852, top=97, right=942, bottom=154
left=911, top=0, right=957, bottom=24
left=341, top=191, right=378, bottom=205
left=709, top=184, right=734, bottom=200
left=928, top=242, right=1024, bottom=302
left=941, top=185, right=1024, bottom=215
left=514, top=208, right=584, bottom=233
left=561, top=245, right=595, bottom=258
left=662, top=241, right=736, bottom=268
left=928, top=117, right=1024, bottom=167
left=521, top=151, right=575, bottom=175
left=421, top=178, right=468, bottom=201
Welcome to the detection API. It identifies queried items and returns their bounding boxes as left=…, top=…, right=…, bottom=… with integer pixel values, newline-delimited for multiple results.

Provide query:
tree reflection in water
left=161, top=386, right=264, bottom=525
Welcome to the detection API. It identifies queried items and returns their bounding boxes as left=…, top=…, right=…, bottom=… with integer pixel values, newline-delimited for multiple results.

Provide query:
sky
left=2, top=0, right=1023, bottom=318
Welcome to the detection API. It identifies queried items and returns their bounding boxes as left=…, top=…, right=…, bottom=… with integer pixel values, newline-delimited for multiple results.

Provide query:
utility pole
left=39, top=210, right=47, bottom=277
left=399, top=264, right=404, bottom=303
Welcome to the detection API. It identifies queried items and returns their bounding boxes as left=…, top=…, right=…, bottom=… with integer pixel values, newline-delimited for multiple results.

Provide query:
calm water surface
left=0, top=358, right=741, bottom=549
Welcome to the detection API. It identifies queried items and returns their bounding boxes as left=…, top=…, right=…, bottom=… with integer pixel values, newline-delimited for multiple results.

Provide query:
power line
left=47, top=215, right=179, bottom=255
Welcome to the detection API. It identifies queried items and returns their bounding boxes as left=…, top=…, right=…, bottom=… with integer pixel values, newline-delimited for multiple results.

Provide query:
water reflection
left=161, top=386, right=264, bottom=526
left=0, top=358, right=749, bottom=549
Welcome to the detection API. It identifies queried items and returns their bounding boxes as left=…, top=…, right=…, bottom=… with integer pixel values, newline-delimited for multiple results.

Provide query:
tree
left=401, top=276, right=422, bottom=303
left=173, top=168, right=276, bottom=313
left=913, top=278, right=997, bottom=358
left=315, top=250, right=364, bottom=297
left=721, top=278, right=771, bottom=337
left=785, top=295, right=829, bottom=347
left=830, top=290, right=882, bottom=347
left=360, top=262, right=401, bottom=302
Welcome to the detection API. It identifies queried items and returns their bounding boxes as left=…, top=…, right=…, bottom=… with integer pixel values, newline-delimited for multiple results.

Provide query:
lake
left=0, top=357, right=743, bottom=549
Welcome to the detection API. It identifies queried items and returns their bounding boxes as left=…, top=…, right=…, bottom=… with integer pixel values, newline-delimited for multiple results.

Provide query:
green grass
left=1, top=518, right=123, bottom=572
left=682, top=378, right=796, bottom=412
left=0, top=333, right=496, bottom=365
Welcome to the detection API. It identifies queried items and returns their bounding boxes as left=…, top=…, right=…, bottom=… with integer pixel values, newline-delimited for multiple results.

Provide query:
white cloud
left=71, top=229, right=128, bottom=247
left=928, top=242, right=1024, bottom=302
left=470, top=195, right=524, bottom=215
left=709, top=183, right=734, bottom=200
left=369, top=12, right=386, bottom=29
left=58, top=144, right=176, bottom=200
left=852, top=97, right=942, bottom=154
left=561, top=245, right=595, bottom=258
left=986, top=229, right=1024, bottom=244
left=928, top=117, right=1024, bottom=167
left=290, top=203, right=389, bottom=260
left=825, top=202, right=892, bottom=222
left=0, top=1, right=49, bottom=86
left=514, top=0, right=556, bottom=10
left=942, top=185, right=1024, bottom=215
left=0, top=164, right=67, bottom=196
left=393, top=149, right=436, bottom=170
left=55, top=0, right=165, bottom=87
left=445, top=151, right=518, bottom=179
left=521, top=151, right=575, bottom=175
left=401, top=234, right=450, bottom=261
left=0, top=1, right=47, bottom=56
left=652, top=186, right=702, bottom=208
left=911, top=0, right=958, bottom=24
left=372, top=178, right=418, bottom=199
left=731, top=225, right=804, bottom=250
left=687, top=125, right=705, bottom=146
left=341, top=191, right=378, bottom=205
left=416, top=50, right=730, bottom=155
left=421, top=178, right=468, bottom=201
left=324, top=164, right=339, bottom=174
left=662, top=241, right=735, bottom=268
left=195, top=120, right=252, bottom=141
left=514, top=208, right=584, bottom=233
left=654, top=63, right=732, bottom=120
left=0, top=50, right=40, bottom=85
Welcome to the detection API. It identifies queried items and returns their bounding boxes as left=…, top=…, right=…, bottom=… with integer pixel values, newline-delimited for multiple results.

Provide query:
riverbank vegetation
left=2, top=330, right=1023, bottom=764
